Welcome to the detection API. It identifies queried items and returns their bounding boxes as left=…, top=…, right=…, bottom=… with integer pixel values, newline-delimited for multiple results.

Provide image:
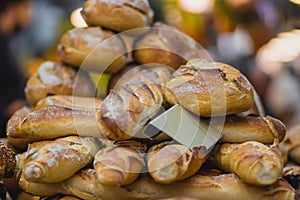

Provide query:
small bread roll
left=94, top=140, right=146, bottom=186
left=133, top=22, right=200, bottom=69
left=20, top=169, right=295, bottom=200
left=164, top=60, right=254, bottom=116
left=36, top=95, right=103, bottom=111
left=7, top=105, right=102, bottom=142
left=98, top=81, right=164, bottom=140
left=211, top=141, right=283, bottom=186
left=147, top=142, right=208, bottom=184
left=0, top=142, right=16, bottom=179
left=25, top=61, right=94, bottom=105
left=57, top=27, right=127, bottom=73
left=81, top=0, right=153, bottom=32
left=22, top=136, right=100, bottom=183
left=204, top=114, right=286, bottom=144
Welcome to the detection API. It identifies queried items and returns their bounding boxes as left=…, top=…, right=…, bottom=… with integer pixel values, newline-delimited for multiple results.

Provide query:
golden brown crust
left=22, top=136, right=100, bottom=183
left=20, top=169, right=295, bottom=200
left=164, top=61, right=254, bottom=116
left=36, top=95, right=103, bottom=111
left=94, top=140, right=146, bottom=186
left=7, top=105, right=102, bottom=142
left=211, top=141, right=283, bottom=186
left=205, top=114, right=286, bottom=144
left=147, top=142, right=208, bottom=184
left=108, top=63, right=172, bottom=92
left=81, top=0, right=153, bottom=32
left=133, top=22, right=200, bottom=69
left=57, top=27, right=127, bottom=73
left=25, top=61, right=94, bottom=106
left=98, top=82, right=164, bottom=141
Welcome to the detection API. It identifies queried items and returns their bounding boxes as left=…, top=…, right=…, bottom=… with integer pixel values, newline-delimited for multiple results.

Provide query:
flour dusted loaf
left=22, top=136, right=100, bottom=183
left=133, top=22, right=200, bottom=69
left=147, top=142, right=208, bottom=184
left=57, top=27, right=127, bottom=73
left=25, top=61, right=94, bottom=105
left=164, top=60, right=254, bottom=116
left=211, top=141, right=283, bottom=186
left=81, top=0, right=153, bottom=32
left=94, top=140, right=146, bottom=186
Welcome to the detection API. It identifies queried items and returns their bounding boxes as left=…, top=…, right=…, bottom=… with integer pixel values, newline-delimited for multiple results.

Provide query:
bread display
left=25, top=61, right=94, bottom=105
left=133, top=22, right=200, bottom=69
left=3, top=0, right=295, bottom=199
left=211, top=141, right=283, bottom=186
left=57, top=27, right=127, bottom=73
left=147, top=142, right=208, bottom=184
left=94, top=140, right=146, bottom=186
left=81, top=0, right=154, bottom=32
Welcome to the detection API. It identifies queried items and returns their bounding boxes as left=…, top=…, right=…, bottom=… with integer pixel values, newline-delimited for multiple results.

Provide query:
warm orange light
left=289, top=0, right=300, bottom=5
left=70, top=8, right=87, bottom=28
left=178, top=0, right=213, bottom=14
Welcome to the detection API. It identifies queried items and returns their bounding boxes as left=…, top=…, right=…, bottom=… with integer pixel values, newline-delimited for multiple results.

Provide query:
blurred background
left=6, top=0, right=300, bottom=129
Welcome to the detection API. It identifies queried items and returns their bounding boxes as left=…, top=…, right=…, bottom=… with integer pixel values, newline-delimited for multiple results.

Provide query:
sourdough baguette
left=7, top=105, right=101, bottom=141
left=211, top=141, right=283, bottom=186
left=23, top=136, right=100, bottom=183
left=25, top=61, right=94, bottom=105
left=164, top=60, right=254, bottom=116
left=94, top=140, right=146, bottom=186
left=147, top=142, right=208, bottom=184
left=205, top=114, right=286, bottom=144
left=19, top=169, right=295, bottom=200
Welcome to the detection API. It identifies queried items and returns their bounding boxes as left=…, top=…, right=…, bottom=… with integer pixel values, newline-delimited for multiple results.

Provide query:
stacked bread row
left=4, top=0, right=296, bottom=199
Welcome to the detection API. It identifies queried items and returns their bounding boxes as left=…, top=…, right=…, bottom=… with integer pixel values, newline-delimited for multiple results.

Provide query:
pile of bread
left=2, top=0, right=298, bottom=199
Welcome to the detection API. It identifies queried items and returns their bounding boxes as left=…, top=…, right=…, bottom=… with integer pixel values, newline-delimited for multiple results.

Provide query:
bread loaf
left=36, top=95, right=103, bottom=111
left=57, top=27, right=127, bottom=73
left=98, top=81, right=164, bottom=140
left=133, top=22, right=200, bottom=69
left=22, top=136, right=100, bottom=183
left=20, top=168, right=295, bottom=200
left=25, top=61, right=94, bottom=105
left=147, top=142, right=208, bottom=184
left=204, top=114, right=286, bottom=144
left=81, top=0, right=153, bottom=32
left=164, top=60, right=254, bottom=116
left=94, top=140, right=146, bottom=186
left=211, top=141, right=283, bottom=186
left=7, top=105, right=102, bottom=142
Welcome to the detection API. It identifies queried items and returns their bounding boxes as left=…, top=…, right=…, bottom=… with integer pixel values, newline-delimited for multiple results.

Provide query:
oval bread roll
left=94, top=140, right=146, bottom=186
left=57, top=27, right=127, bottom=73
left=212, top=141, right=283, bottom=186
left=22, top=136, right=100, bottom=183
left=164, top=60, right=254, bottom=116
left=280, top=125, right=300, bottom=165
left=81, top=0, right=153, bottom=32
left=25, top=61, right=94, bottom=106
left=147, top=142, right=208, bottom=184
